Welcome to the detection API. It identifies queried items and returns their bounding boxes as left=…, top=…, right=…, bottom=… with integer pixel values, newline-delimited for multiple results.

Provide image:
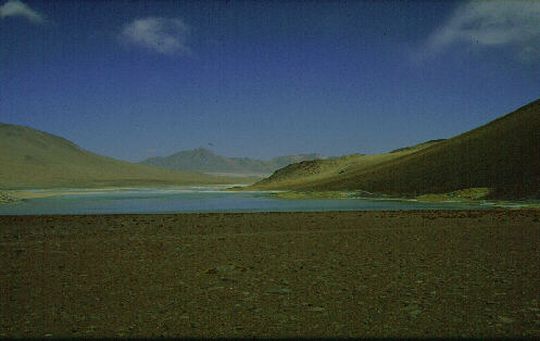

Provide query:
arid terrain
left=1, top=210, right=539, bottom=338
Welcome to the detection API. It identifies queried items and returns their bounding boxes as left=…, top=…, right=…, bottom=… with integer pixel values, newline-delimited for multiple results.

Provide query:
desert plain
left=1, top=210, right=539, bottom=338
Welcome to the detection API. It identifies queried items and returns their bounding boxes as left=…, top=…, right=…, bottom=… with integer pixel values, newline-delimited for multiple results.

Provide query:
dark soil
left=1, top=210, right=539, bottom=337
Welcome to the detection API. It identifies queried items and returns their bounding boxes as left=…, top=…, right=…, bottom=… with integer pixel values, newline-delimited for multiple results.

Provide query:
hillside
left=0, top=123, right=246, bottom=189
left=141, top=148, right=321, bottom=176
left=253, top=141, right=443, bottom=190
left=253, top=99, right=540, bottom=199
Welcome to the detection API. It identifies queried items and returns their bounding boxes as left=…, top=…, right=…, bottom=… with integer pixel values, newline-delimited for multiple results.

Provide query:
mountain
left=252, top=99, right=540, bottom=199
left=0, top=123, right=246, bottom=189
left=141, top=148, right=322, bottom=176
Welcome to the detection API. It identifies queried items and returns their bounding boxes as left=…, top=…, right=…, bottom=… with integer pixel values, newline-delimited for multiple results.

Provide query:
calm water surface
left=0, top=187, right=494, bottom=215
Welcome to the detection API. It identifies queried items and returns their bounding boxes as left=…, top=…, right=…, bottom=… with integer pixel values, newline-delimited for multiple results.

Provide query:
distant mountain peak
left=193, top=147, right=214, bottom=153
left=141, top=148, right=322, bottom=176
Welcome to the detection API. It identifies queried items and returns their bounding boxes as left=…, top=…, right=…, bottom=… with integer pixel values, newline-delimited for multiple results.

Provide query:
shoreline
left=2, top=184, right=254, bottom=201
left=266, top=190, right=540, bottom=209
left=2, top=188, right=539, bottom=213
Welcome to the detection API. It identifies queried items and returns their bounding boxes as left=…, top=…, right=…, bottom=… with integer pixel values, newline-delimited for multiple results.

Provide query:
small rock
left=307, top=307, right=326, bottom=312
left=498, top=316, right=515, bottom=324
left=276, top=313, right=288, bottom=320
left=205, top=267, right=218, bottom=274
left=404, top=303, right=422, bottom=318
left=409, top=309, right=422, bottom=318
left=266, top=287, right=291, bottom=295
left=525, top=329, right=540, bottom=336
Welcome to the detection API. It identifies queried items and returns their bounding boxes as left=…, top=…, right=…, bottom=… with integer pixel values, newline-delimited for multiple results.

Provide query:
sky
left=1, top=0, right=539, bottom=162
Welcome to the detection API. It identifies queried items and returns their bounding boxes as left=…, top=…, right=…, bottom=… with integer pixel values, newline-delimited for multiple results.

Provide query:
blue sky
left=1, top=0, right=539, bottom=161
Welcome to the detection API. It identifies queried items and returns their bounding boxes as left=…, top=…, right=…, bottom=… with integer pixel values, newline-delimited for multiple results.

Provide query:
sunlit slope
left=253, top=140, right=444, bottom=190
left=254, top=99, right=540, bottom=199
left=0, top=123, right=241, bottom=189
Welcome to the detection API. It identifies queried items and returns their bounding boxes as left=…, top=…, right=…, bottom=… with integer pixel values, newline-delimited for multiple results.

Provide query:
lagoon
left=0, top=186, right=496, bottom=215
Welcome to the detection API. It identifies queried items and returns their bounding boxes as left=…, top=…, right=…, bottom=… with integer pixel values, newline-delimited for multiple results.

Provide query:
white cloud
left=0, top=0, right=45, bottom=23
left=120, top=17, right=191, bottom=55
left=421, top=0, right=540, bottom=62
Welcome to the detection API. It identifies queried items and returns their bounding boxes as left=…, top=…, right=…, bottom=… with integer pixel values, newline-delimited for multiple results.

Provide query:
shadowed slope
left=0, top=123, right=243, bottom=189
left=254, top=99, right=540, bottom=199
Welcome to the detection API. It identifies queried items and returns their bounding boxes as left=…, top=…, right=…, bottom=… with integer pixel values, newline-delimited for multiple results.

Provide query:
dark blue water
left=0, top=187, right=494, bottom=215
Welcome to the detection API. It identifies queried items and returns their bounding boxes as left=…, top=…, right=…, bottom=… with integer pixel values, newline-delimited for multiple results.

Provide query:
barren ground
left=1, top=210, right=539, bottom=337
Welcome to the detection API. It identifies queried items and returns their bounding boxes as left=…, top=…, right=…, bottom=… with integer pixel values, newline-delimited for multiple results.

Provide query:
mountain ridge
left=141, top=148, right=322, bottom=176
left=0, top=123, right=246, bottom=189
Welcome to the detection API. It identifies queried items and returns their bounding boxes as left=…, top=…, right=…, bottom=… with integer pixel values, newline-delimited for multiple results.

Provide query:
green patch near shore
left=268, top=188, right=540, bottom=209
left=270, top=191, right=358, bottom=200
left=270, top=188, right=492, bottom=202
left=414, top=187, right=540, bottom=208
left=487, top=201, right=540, bottom=210
left=269, top=190, right=394, bottom=200
left=416, top=188, right=491, bottom=202
left=0, top=191, right=20, bottom=204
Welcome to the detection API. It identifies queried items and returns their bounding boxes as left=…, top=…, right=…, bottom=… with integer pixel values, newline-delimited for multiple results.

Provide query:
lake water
left=0, top=187, right=495, bottom=215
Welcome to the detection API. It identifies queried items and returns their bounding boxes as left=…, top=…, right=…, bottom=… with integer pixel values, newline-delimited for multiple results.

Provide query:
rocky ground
left=1, top=210, right=539, bottom=337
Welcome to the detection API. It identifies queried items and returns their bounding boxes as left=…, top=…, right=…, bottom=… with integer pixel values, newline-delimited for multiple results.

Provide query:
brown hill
left=253, top=99, right=540, bottom=199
